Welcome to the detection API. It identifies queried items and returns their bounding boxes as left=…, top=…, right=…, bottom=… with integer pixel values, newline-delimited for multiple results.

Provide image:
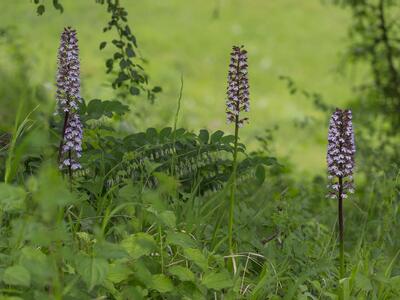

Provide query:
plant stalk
left=338, top=176, right=345, bottom=300
left=228, top=117, right=239, bottom=254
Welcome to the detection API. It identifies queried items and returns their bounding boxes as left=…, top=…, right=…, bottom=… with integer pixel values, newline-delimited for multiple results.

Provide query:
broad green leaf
left=183, top=248, right=208, bottom=271
left=201, top=271, right=233, bottom=290
left=3, top=265, right=31, bottom=287
left=107, top=262, right=132, bottom=284
left=166, top=231, right=198, bottom=248
left=94, top=241, right=128, bottom=259
left=150, top=274, right=174, bottom=293
left=210, top=130, right=224, bottom=143
left=169, top=265, right=195, bottom=282
left=76, top=255, right=109, bottom=291
left=198, top=129, right=209, bottom=144
left=132, top=260, right=153, bottom=286
left=121, top=286, right=148, bottom=299
left=159, top=210, right=176, bottom=228
left=121, top=233, right=156, bottom=259
left=255, top=165, right=266, bottom=184
left=0, top=183, right=25, bottom=212
left=177, top=281, right=205, bottom=300
left=19, top=247, right=51, bottom=283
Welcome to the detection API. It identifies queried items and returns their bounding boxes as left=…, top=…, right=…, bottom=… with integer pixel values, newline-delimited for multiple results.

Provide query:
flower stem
left=338, top=176, right=345, bottom=300
left=159, top=225, right=164, bottom=274
left=228, top=118, right=239, bottom=254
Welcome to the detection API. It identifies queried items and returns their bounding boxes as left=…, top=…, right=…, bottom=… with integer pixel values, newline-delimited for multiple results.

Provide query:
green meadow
left=0, top=0, right=351, bottom=173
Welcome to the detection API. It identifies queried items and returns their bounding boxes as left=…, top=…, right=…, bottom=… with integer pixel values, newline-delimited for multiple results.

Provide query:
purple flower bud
left=327, top=108, right=356, bottom=199
left=56, top=27, right=81, bottom=114
left=226, top=45, right=250, bottom=126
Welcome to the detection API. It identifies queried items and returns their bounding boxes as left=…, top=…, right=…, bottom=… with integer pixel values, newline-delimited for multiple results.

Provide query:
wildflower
left=59, top=113, right=83, bottom=170
left=56, top=27, right=81, bottom=114
left=225, top=45, right=250, bottom=256
left=56, top=27, right=83, bottom=172
left=327, top=108, right=356, bottom=199
left=326, top=108, right=356, bottom=297
left=226, top=45, right=249, bottom=127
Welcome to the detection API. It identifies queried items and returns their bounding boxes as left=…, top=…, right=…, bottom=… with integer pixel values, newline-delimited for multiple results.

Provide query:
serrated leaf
left=150, top=274, right=174, bottom=293
left=121, top=233, right=156, bottom=259
left=169, top=266, right=195, bottom=282
left=201, top=271, right=233, bottom=290
left=3, top=265, right=31, bottom=287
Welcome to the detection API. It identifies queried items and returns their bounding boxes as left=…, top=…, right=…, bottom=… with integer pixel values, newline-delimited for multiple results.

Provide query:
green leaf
left=121, top=233, right=156, bottom=259
left=159, top=210, right=176, bottom=228
left=120, top=59, right=129, bottom=69
left=36, top=4, right=45, bottom=15
left=126, top=44, right=136, bottom=57
left=76, top=255, right=109, bottom=291
left=99, top=41, right=107, bottom=50
left=94, top=241, right=129, bottom=259
left=3, top=265, right=31, bottom=287
left=201, top=271, right=233, bottom=290
left=255, top=165, right=266, bottom=184
left=85, top=99, right=129, bottom=120
left=199, top=129, right=209, bottom=144
left=210, top=130, right=224, bottom=143
left=0, top=183, right=26, bottom=212
left=152, top=86, right=162, bottom=93
left=169, top=266, right=195, bottom=282
left=19, top=247, right=51, bottom=283
left=183, top=248, right=208, bottom=271
left=130, top=86, right=140, bottom=95
left=166, top=231, right=198, bottom=249
left=150, top=274, right=174, bottom=293
left=107, top=262, right=132, bottom=284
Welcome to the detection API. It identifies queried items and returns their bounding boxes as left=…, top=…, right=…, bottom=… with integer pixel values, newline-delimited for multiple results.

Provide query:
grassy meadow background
left=0, top=0, right=352, bottom=174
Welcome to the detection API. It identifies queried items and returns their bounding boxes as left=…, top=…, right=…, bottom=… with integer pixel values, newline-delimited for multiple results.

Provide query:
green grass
left=0, top=0, right=351, bottom=174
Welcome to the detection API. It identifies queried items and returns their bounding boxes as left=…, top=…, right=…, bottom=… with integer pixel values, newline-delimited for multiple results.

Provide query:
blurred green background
left=0, top=0, right=352, bottom=174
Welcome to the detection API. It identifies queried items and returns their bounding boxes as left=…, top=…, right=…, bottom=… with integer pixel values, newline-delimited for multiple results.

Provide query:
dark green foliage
left=80, top=125, right=275, bottom=195
left=96, top=0, right=162, bottom=102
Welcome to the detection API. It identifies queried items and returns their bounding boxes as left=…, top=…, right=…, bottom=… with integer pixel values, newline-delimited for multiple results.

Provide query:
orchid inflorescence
left=326, top=108, right=356, bottom=199
left=226, top=45, right=250, bottom=128
left=56, top=27, right=83, bottom=171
